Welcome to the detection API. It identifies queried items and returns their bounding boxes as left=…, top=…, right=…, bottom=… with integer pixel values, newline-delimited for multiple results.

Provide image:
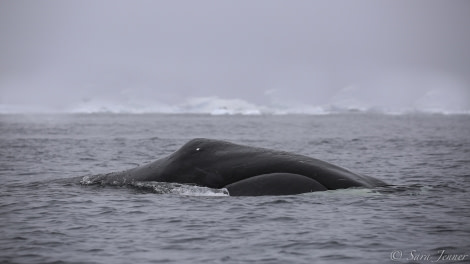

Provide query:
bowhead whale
left=86, top=138, right=386, bottom=196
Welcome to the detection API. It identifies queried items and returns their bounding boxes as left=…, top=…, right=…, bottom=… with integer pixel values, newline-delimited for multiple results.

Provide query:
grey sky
left=1, top=0, right=469, bottom=112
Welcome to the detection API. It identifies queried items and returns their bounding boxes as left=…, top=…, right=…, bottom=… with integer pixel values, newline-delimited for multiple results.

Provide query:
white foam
left=133, top=182, right=229, bottom=197
left=80, top=175, right=93, bottom=185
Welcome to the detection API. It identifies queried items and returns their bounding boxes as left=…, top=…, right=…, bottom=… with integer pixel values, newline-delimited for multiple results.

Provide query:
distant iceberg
left=177, top=97, right=264, bottom=115
left=1, top=95, right=469, bottom=115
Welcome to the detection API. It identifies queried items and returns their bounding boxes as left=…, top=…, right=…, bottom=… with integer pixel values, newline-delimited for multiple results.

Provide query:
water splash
left=132, top=181, right=230, bottom=196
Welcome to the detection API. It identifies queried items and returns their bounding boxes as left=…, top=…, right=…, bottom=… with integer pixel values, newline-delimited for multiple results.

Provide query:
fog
left=1, top=0, right=469, bottom=113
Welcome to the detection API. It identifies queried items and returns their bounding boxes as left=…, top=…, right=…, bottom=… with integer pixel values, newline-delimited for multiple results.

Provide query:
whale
left=85, top=138, right=386, bottom=196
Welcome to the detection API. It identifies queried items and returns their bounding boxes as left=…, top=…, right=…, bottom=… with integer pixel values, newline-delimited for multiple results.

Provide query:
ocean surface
left=1, top=113, right=469, bottom=264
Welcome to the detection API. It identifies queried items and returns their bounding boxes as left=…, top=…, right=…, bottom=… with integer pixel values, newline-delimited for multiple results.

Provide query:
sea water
left=1, top=113, right=469, bottom=264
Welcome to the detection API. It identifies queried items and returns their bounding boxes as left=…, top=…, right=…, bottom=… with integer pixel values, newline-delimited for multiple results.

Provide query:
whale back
left=150, top=138, right=385, bottom=189
left=88, top=138, right=386, bottom=191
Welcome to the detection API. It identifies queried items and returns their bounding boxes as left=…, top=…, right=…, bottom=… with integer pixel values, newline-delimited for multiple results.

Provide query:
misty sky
left=1, top=0, right=469, bottom=112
